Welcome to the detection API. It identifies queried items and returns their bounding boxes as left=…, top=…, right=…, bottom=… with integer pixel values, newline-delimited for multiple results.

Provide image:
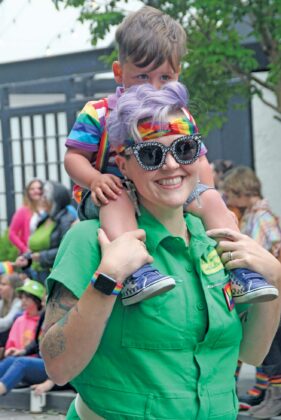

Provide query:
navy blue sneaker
left=121, top=264, right=176, bottom=306
left=230, top=268, right=279, bottom=304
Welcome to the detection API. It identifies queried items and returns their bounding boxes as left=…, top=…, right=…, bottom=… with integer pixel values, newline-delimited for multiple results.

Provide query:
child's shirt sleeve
left=66, top=100, right=107, bottom=153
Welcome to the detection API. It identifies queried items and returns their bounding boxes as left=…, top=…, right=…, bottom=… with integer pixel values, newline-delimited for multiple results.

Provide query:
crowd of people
left=0, top=5, right=280, bottom=420
left=0, top=179, right=77, bottom=407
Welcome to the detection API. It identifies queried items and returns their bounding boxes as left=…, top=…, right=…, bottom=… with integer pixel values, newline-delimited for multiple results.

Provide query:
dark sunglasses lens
left=175, top=139, right=197, bottom=161
left=138, top=145, right=163, bottom=167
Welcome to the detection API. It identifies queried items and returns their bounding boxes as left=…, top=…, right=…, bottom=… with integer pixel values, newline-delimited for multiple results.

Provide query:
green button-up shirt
left=48, top=207, right=242, bottom=420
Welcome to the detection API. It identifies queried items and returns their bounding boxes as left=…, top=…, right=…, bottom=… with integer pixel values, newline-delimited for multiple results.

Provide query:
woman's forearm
left=40, top=282, right=117, bottom=385
left=207, top=228, right=281, bottom=365
left=239, top=296, right=281, bottom=365
left=40, top=229, right=152, bottom=385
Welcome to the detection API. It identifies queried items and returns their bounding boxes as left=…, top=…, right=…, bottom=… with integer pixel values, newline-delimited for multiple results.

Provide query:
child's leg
left=187, top=188, right=239, bottom=232
left=187, top=188, right=278, bottom=304
left=99, top=189, right=137, bottom=240
left=100, top=190, right=175, bottom=305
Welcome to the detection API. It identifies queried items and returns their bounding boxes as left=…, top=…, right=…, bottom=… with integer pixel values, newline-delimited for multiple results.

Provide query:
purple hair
left=107, top=81, right=190, bottom=146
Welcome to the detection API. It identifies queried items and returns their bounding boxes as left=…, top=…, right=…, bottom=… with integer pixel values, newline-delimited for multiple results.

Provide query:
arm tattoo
left=41, top=282, right=78, bottom=359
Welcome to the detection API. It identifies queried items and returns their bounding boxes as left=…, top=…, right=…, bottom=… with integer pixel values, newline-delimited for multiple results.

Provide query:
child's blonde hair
left=115, top=6, right=186, bottom=72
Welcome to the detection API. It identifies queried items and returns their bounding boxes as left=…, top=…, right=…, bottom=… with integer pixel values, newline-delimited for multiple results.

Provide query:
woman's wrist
left=95, top=263, right=126, bottom=285
left=91, top=271, right=123, bottom=296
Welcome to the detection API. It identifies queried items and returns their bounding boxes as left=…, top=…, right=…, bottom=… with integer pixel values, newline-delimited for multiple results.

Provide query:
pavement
left=0, top=411, right=65, bottom=419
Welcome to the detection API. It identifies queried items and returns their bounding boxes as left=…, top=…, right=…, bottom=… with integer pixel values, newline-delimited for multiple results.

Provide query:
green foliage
left=0, top=230, right=18, bottom=262
left=53, top=0, right=281, bottom=132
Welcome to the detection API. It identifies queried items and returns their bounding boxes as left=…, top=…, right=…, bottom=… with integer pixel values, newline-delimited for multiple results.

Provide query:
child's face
left=21, top=293, right=38, bottom=313
left=112, top=60, right=180, bottom=90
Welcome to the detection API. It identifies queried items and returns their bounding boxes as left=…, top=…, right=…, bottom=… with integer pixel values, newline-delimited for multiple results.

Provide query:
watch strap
left=91, top=271, right=123, bottom=296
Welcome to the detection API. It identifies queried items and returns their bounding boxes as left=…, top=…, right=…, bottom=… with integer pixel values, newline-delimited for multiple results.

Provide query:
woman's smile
left=156, top=176, right=184, bottom=188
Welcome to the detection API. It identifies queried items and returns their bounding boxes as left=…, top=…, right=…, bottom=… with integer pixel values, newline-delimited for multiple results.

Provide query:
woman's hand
left=207, top=228, right=281, bottom=287
left=97, top=228, right=153, bottom=283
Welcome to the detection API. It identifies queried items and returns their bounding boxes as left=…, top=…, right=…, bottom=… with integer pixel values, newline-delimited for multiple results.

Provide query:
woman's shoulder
left=12, top=206, right=32, bottom=218
left=60, top=219, right=100, bottom=250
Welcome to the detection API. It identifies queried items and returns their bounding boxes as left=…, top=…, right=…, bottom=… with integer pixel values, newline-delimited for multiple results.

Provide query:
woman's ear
left=115, top=155, right=128, bottom=177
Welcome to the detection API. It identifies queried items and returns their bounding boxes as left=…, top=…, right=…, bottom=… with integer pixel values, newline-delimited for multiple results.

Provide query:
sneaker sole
left=233, top=287, right=279, bottom=304
left=122, top=278, right=176, bottom=306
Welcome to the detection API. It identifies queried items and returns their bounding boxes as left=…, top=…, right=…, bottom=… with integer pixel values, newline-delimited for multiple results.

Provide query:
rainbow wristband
left=0, top=261, right=14, bottom=275
left=91, top=272, right=123, bottom=296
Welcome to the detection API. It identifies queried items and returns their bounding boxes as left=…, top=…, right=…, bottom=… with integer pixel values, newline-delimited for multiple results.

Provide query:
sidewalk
left=0, top=409, right=65, bottom=419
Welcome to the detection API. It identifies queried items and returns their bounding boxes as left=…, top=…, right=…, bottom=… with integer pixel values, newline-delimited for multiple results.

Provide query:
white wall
left=251, top=71, right=281, bottom=219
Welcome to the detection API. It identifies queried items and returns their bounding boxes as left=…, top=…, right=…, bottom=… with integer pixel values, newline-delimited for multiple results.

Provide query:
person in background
left=9, top=179, right=44, bottom=254
left=0, top=279, right=47, bottom=396
left=4, top=279, right=44, bottom=357
left=211, top=159, right=235, bottom=191
left=15, top=181, right=77, bottom=284
left=210, top=159, right=242, bottom=228
left=223, top=166, right=281, bottom=419
left=0, top=273, right=23, bottom=347
left=41, top=82, right=281, bottom=420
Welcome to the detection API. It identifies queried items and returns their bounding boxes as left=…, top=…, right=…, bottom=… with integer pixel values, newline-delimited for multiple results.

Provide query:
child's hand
left=90, top=174, right=123, bottom=206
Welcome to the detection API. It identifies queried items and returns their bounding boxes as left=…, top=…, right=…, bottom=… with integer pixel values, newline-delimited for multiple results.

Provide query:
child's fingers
left=95, top=188, right=109, bottom=205
left=108, top=181, right=123, bottom=194
left=109, top=175, right=123, bottom=189
left=100, top=184, right=119, bottom=200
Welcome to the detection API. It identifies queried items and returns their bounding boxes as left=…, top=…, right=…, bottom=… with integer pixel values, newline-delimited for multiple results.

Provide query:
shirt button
left=197, top=302, right=205, bottom=311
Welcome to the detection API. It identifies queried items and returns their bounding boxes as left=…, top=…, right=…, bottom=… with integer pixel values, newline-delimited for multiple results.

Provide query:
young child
left=64, top=6, right=278, bottom=306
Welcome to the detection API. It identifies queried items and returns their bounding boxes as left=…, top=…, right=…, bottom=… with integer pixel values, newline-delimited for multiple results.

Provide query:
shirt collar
left=138, top=205, right=215, bottom=255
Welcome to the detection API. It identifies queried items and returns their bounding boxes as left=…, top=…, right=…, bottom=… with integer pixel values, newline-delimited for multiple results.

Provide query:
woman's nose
left=162, top=152, right=180, bottom=169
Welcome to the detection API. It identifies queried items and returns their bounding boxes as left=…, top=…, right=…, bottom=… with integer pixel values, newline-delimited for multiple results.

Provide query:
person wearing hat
left=0, top=279, right=51, bottom=395
left=5, top=279, right=45, bottom=355
left=0, top=279, right=47, bottom=396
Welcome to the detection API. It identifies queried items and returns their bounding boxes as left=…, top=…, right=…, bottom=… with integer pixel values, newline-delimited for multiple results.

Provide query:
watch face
left=94, top=273, right=116, bottom=295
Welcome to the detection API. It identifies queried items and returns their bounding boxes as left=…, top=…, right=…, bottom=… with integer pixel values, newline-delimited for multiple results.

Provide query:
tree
left=54, top=0, right=281, bottom=133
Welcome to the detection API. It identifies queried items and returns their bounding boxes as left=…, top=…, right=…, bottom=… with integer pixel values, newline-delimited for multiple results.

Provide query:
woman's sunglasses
left=124, top=135, right=202, bottom=171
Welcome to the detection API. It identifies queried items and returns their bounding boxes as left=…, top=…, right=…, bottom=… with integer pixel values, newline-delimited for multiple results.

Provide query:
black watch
left=91, top=272, right=122, bottom=296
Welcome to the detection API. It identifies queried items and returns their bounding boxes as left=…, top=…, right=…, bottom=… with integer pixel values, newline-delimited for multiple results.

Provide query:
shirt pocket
left=121, top=278, right=189, bottom=349
left=208, top=387, right=238, bottom=419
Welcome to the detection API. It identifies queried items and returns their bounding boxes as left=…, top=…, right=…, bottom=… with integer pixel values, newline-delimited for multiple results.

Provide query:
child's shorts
left=78, top=189, right=100, bottom=221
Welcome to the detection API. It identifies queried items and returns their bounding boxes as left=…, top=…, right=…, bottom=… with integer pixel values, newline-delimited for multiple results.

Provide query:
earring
left=123, top=177, right=141, bottom=216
